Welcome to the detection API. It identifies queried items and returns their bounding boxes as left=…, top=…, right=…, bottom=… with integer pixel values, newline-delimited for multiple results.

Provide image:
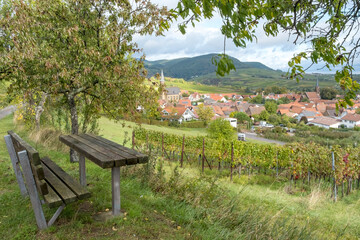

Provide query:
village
left=158, top=71, right=360, bottom=130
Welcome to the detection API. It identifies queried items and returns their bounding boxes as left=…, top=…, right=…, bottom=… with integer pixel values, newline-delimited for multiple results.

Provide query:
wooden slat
left=41, top=157, right=90, bottom=200
left=84, top=134, right=148, bottom=164
left=43, top=185, right=63, bottom=208
left=59, top=135, right=114, bottom=168
left=71, top=135, right=126, bottom=162
left=8, top=131, right=49, bottom=196
left=42, top=163, right=77, bottom=204
left=79, top=134, right=134, bottom=166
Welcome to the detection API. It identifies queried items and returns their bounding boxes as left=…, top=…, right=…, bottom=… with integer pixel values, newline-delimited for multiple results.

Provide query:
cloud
left=133, top=1, right=359, bottom=73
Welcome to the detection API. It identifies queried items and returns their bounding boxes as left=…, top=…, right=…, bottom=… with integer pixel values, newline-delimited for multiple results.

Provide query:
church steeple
left=315, top=77, right=320, bottom=95
left=160, top=69, right=165, bottom=85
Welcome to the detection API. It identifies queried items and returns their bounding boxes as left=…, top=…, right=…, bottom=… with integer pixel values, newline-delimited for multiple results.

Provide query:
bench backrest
left=7, top=131, right=49, bottom=196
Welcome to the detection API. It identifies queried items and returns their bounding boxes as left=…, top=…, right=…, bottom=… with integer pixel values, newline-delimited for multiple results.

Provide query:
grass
left=98, top=117, right=265, bottom=147
left=1, top=114, right=360, bottom=239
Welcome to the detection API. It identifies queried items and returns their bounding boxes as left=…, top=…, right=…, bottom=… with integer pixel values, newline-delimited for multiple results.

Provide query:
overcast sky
left=134, top=0, right=359, bottom=73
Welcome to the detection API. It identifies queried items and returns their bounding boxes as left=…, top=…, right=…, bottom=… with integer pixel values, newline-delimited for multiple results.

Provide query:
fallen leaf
left=177, top=226, right=181, bottom=230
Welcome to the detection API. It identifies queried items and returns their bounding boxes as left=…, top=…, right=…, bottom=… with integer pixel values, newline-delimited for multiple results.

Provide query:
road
left=0, top=105, right=16, bottom=120
left=245, top=132, right=286, bottom=145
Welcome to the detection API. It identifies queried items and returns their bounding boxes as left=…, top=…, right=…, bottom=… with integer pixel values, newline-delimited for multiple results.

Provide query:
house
left=341, top=113, right=360, bottom=128
left=304, top=92, right=321, bottom=102
left=189, top=92, right=201, bottom=102
left=246, top=106, right=266, bottom=116
left=178, top=98, right=192, bottom=107
left=297, top=110, right=322, bottom=122
left=307, top=117, right=341, bottom=129
left=162, top=106, right=197, bottom=123
left=209, top=94, right=227, bottom=102
left=161, top=87, right=181, bottom=102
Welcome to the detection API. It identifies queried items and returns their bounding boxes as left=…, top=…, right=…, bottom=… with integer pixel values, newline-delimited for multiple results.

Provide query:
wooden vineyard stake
left=230, top=142, right=234, bottom=181
left=332, top=151, right=337, bottom=202
left=162, top=133, right=164, bottom=157
left=181, top=135, right=185, bottom=168
left=132, top=131, right=135, bottom=150
left=202, top=138, right=205, bottom=173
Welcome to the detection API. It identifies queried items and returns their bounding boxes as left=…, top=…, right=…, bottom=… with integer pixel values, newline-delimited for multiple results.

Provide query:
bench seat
left=41, top=157, right=91, bottom=208
left=4, top=131, right=90, bottom=229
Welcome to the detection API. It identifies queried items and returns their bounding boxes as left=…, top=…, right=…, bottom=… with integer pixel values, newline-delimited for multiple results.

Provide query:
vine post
left=202, top=138, right=205, bottom=173
left=181, top=135, right=185, bottom=168
left=276, top=150, right=279, bottom=178
left=332, top=151, right=337, bottom=202
left=230, top=142, right=234, bottom=182
left=132, top=131, right=135, bottom=150
left=162, top=133, right=164, bottom=157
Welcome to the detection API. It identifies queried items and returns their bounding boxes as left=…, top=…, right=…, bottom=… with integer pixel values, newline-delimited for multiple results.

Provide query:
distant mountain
left=144, top=53, right=273, bottom=80
left=143, top=53, right=350, bottom=91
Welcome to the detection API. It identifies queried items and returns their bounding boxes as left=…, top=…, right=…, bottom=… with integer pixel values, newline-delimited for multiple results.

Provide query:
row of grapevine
left=133, top=128, right=360, bottom=197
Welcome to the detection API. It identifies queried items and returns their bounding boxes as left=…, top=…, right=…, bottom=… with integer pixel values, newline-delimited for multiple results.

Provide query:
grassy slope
left=1, top=115, right=359, bottom=239
left=193, top=69, right=340, bottom=90
left=157, top=77, right=240, bottom=94
left=98, top=117, right=265, bottom=146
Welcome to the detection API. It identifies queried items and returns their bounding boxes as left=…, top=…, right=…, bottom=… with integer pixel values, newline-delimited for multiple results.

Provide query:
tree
left=320, top=87, right=338, bottom=100
left=258, top=110, right=270, bottom=121
left=175, top=1, right=360, bottom=108
left=279, top=97, right=291, bottom=104
left=250, top=95, right=264, bottom=104
left=207, top=119, right=236, bottom=139
left=265, top=101, right=278, bottom=114
left=196, top=104, right=214, bottom=124
left=230, top=111, right=250, bottom=124
left=0, top=0, right=170, bottom=161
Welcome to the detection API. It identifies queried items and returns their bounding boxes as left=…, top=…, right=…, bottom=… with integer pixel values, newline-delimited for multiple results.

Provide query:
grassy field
left=1, top=115, right=359, bottom=239
left=98, top=117, right=265, bottom=146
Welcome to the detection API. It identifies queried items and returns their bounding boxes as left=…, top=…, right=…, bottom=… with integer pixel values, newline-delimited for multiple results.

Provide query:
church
left=160, top=70, right=181, bottom=103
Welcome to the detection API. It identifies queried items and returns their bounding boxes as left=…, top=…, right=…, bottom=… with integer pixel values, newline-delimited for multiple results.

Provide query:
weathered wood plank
left=42, top=163, right=77, bottom=204
left=85, top=134, right=148, bottom=164
left=17, top=150, right=47, bottom=230
left=79, top=134, right=133, bottom=166
left=41, top=157, right=90, bottom=200
left=4, top=135, right=28, bottom=196
left=43, top=183, right=63, bottom=208
left=59, top=135, right=114, bottom=168
left=8, top=131, right=49, bottom=196
left=71, top=135, right=126, bottom=161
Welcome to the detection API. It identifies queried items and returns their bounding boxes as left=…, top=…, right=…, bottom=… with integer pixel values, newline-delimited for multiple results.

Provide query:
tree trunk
left=68, top=94, right=79, bottom=162
left=35, top=93, right=48, bottom=130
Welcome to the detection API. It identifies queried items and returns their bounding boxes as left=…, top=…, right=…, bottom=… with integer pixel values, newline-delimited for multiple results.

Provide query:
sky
left=134, top=0, right=359, bottom=73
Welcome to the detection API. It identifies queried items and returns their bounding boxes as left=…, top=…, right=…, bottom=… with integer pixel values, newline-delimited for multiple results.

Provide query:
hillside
left=144, top=53, right=272, bottom=80
left=144, top=54, right=356, bottom=91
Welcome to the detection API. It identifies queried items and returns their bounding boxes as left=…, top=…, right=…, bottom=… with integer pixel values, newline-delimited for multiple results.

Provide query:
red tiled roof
left=309, top=117, right=340, bottom=126
left=342, top=113, right=360, bottom=122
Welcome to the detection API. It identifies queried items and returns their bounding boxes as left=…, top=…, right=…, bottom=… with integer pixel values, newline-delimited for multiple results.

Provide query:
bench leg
left=4, top=135, right=28, bottom=197
left=111, top=167, right=121, bottom=215
left=79, top=155, right=86, bottom=186
left=18, top=150, right=47, bottom=230
left=47, top=204, right=65, bottom=227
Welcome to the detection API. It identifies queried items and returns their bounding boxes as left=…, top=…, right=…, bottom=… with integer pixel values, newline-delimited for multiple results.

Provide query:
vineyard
left=133, top=128, right=360, bottom=200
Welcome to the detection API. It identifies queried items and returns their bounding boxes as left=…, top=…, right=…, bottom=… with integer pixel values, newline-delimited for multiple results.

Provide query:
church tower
left=160, top=69, right=166, bottom=100
left=160, top=69, right=165, bottom=85
left=315, top=77, right=320, bottom=95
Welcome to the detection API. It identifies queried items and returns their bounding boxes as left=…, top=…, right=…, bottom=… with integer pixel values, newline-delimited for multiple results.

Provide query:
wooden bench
left=4, top=131, right=90, bottom=230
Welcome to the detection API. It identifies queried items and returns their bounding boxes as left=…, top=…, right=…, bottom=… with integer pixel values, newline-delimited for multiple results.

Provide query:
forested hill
left=144, top=53, right=273, bottom=80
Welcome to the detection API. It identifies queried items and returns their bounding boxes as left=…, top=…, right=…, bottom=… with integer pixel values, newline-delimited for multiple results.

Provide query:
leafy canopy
left=0, top=0, right=170, bottom=133
left=174, top=0, right=360, bottom=108
left=207, top=118, right=236, bottom=140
